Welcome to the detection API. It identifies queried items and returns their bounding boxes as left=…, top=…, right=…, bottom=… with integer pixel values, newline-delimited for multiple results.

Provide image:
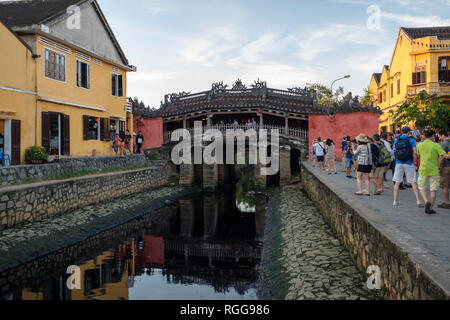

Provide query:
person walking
left=352, top=139, right=359, bottom=175
left=437, top=130, right=450, bottom=209
left=325, top=139, right=337, bottom=174
left=136, top=131, right=144, bottom=154
left=380, top=133, right=394, bottom=188
left=124, top=130, right=132, bottom=155
left=417, top=129, right=446, bottom=214
left=313, top=138, right=326, bottom=171
left=354, top=134, right=372, bottom=196
left=343, top=140, right=353, bottom=179
left=392, top=127, right=423, bottom=207
left=370, top=134, right=391, bottom=195
left=113, top=134, right=122, bottom=156
left=311, top=139, right=317, bottom=167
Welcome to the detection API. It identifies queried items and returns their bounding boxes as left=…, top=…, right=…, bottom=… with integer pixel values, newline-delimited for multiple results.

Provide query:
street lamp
left=331, top=75, right=351, bottom=98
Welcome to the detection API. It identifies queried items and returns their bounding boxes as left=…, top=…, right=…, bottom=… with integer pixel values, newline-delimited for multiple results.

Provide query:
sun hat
left=356, top=134, right=368, bottom=143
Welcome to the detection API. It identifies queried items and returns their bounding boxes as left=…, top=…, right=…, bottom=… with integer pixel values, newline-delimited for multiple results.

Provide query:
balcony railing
left=407, top=82, right=450, bottom=97
left=163, top=124, right=309, bottom=144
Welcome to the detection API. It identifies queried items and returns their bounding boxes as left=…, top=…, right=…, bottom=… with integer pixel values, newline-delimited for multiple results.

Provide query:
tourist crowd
left=311, top=127, right=450, bottom=215
left=112, top=130, right=145, bottom=156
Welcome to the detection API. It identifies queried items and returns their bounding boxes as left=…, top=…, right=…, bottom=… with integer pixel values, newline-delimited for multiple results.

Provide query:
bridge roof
left=134, top=80, right=382, bottom=118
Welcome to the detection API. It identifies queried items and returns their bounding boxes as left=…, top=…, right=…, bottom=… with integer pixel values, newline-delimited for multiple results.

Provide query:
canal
left=0, top=176, right=377, bottom=300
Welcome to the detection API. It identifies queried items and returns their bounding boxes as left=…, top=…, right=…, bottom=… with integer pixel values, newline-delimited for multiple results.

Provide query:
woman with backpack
left=354, top=134, right=372, bottom=196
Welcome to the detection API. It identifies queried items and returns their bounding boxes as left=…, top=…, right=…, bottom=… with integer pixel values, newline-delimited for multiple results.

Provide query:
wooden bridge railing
left=163, top=125, right=308, bottom=143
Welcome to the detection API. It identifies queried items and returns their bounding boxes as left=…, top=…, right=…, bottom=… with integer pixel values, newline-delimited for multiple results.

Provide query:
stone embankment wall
left=0, top=161, right=177, bottom=230
left=301, top=164, right=449, bottom=300
left=0, top=154, right=152, bottom=186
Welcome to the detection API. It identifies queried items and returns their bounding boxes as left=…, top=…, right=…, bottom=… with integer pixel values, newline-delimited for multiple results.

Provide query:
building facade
left=368, top=27, right=450, bottom=132
left=0, top=0, right=136, bottom=164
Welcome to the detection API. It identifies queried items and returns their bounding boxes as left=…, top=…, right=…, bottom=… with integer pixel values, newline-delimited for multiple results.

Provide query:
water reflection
left=4, top=181, right=265, bottom=300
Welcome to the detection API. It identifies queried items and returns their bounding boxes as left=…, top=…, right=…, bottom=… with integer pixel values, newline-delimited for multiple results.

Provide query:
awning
left=0, top=109, right=16, bottom=119
left=109, top=115, right=126, bottom=120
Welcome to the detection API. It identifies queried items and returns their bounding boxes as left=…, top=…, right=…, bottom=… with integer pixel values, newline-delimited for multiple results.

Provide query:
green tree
left=392, top=91, right=450, bottom=130
left=305, top=83, right=344, bottom=107
left=361, top=87, right=373, bottom=106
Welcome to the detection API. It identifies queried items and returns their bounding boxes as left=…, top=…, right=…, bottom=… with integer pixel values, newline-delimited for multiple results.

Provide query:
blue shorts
left=345, top=158, right=353, bottom=168
left=317, top=155, right=325, bottom=163
left=114, top=146, right=119, bottom=153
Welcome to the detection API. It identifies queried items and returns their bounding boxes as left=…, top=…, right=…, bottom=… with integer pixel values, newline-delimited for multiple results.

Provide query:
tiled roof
left=0, top=0, right=86, bottom=27
left=135, top=87, right=382, bottom=118
left=402, top=26, right=450, bottom=40
left=373, top=73, right=382, bottom=83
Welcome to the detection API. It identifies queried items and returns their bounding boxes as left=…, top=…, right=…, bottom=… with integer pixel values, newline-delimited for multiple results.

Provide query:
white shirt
left=313, top=142, right=326, bottom=156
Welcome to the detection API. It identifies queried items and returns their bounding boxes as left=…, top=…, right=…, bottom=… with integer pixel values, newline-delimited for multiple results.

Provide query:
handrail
left=407, top=82, right=450, bottom=96
left=164, top=124, right=308, bottom=143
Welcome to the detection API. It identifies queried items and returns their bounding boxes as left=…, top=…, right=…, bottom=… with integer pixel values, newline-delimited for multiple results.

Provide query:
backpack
left=376, top=142, right=391, bottom=166
left=395, top=137, right=413, bottom=162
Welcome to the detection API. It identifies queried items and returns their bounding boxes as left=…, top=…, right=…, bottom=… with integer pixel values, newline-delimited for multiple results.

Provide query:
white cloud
left=296, top=23, right=386, bottom=61
left=381, top=12, right=450, bottom=27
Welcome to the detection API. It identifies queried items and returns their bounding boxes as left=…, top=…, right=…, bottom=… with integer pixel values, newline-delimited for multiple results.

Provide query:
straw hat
left=356, top=134, right=368, bottom=143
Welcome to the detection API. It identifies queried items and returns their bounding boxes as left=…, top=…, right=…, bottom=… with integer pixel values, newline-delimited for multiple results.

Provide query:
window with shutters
left=111, top=73, right=123, bottom=97
left=76, top=60, right=90, bottom=89
left=383, top=89, right=386, bottom=102
left=412, top=67, right=426, bottom=85
left=397, top=79, right=400, bottom=95
left=83, top=116, right=111, bottom=141
left=391, top=83, right=394, bottom=98
left=83, top=116, right=100, bottom=140
left=45, top=48, right=66, bottom=82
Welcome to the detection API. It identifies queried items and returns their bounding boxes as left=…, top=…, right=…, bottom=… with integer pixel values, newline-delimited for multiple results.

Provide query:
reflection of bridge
left=165, top=239, right=262, bottom=264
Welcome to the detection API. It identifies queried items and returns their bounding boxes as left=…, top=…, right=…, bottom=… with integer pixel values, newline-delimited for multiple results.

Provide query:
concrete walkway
left=302, top=161, right=450, bottom=296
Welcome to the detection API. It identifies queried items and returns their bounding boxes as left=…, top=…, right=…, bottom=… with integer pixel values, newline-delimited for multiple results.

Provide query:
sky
left=7, top=0, right=450, bottom=107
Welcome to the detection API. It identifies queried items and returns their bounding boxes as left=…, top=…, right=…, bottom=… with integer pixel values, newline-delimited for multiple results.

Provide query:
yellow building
left=367, top=27, right=450, bottom=132
left=0, top=0, right=136, bottom=164
left=0, top=19, right=37, bottom=165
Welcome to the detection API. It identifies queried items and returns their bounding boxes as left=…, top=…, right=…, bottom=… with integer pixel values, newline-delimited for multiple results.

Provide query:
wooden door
left=11, top=120, right=21, bottom=165
left=42, top=112, right=50, bottom=153
left=61, top=114, right=70, bottom=156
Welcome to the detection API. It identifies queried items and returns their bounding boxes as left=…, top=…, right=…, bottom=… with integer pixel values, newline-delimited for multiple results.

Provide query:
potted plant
left=25, top=146, right=48, bottom=164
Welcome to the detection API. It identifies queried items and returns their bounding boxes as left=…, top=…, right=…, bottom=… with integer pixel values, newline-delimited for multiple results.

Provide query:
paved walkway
left=303, top=161, right=450, bottom=294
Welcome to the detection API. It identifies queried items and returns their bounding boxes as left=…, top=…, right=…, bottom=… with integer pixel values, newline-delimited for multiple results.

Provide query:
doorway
left=0, top=119, right=20, bottom=165
left=42, top=112, right=70, bottom=156
left=49, top=113, right=60, bottom=156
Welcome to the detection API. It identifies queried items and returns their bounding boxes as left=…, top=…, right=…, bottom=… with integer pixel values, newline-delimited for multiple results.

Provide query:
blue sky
left=55, top=1, right=450, bottom=106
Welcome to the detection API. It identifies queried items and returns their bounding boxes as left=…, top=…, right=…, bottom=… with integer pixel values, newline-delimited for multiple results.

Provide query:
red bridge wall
left=309, top=112, right=381, bottom=159
left=133, top=117, right=163, bottom=150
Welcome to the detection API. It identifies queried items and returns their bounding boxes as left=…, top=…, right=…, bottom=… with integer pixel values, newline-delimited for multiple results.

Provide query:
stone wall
left=1, top=154, right=151, bottom=186
left=0, top=162, right=173, bottom=230
left=301, top=164, right=449, bottom=300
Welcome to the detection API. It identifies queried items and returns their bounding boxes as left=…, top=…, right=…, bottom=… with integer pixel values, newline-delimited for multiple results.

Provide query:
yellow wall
left=369, top=29, right=450, bottom=132
left=0, top=21, right=37, bottom=163
left=34, top=36, right=132, bottom=157
left=0, top=24, right=134, bottom=161
left=70, top=244, right=134, bottom=300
